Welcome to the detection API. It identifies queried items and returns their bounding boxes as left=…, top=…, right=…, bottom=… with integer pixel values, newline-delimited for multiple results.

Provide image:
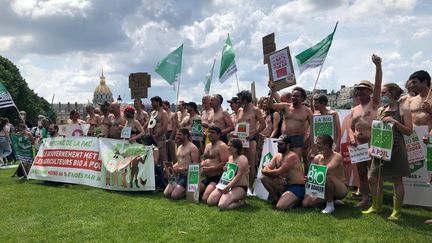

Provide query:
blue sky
left=0, top=0, right=431, bottom=105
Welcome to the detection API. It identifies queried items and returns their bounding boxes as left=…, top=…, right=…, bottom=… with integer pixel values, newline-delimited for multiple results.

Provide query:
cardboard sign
left=216, top=162, right=238, bottom=190
left=120, top=127, right=132, bottom=139
left=191, top=119, right=203, bottom=142
left=403, top=128, right=425, bottom=163
left=262, top=33, right=276, bottom=64
left=312, top=114, right=335, bottom=145
left=266, top=46, right=296, bottom=91
left=348, top=143, right=370, bottom=164
left=129, top=72, right=151, bottom=99
left=186, top=164, right=200, bottom=203
left=236, top=122, right=250, bottom=148
left=163, top=161, right=176, bottom=185
left=370, top=120, right=393, bottom=161
left=305, top=164, right=328, bottom=199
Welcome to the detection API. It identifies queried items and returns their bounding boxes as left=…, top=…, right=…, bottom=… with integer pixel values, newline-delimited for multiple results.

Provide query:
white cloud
left=10, top=0, right=91, bottom=19
left=412, top=28, right=431, bottom=39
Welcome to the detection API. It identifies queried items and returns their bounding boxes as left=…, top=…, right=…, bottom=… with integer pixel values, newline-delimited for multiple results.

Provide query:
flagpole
left=311, top=21, right=339, bottom=95
left=234, top=72, right=240, bottom=93
left=176, top=79, right=181, bottom=105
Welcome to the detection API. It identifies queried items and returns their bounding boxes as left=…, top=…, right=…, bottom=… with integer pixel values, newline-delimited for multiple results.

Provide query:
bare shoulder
left=238, top=155, right=249, bottom=166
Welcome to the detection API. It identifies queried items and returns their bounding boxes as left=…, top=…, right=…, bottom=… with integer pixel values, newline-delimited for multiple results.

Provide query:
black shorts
left=202, top=175, right=222, bottom=187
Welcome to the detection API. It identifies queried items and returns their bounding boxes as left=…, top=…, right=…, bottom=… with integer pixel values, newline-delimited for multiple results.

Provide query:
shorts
left=283, top=184, right=305, bottom=201
left=202, top=175, right=222, bottom=187
left=176, top=174, right=187, bottom=189
left=286, top=135, right=304, bottom=148
left=156, top=135, right=166, bottom=149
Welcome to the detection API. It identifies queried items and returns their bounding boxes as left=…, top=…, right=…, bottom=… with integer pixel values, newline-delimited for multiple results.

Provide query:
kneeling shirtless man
left=302, top=134, right=347, bottom=214
left=261, top=134, right=305, bottom=210
left=164, top=128, right=200, bottom=199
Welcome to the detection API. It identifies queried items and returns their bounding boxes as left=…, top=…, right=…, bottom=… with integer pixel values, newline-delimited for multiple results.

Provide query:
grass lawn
left=1, top=168, right=431, bottom=242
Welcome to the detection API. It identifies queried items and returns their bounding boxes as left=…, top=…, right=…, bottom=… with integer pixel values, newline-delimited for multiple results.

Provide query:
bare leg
left=218, top=187, right=246, bottom=210
left=201, top=183, right=217, bottom=203
left=302, top=195, right=325, bottom=208
left=355, top=161, right=370, bottom=207
left=368, top=175, right=383, bottom=197
left=260, top=175, right=283, bottom=201
left=246, top=141, right=257, bottom=188
left=164, top=184, right=175, bottom=197
left=207, top=188, right=223, bottom=206
left=158, top=143, right=168, bottom=164
left=392, top=176, right=404, bottom=201
left=276, top=191, right=298, bottom=210
left=171, top=185, right=186, bottom=200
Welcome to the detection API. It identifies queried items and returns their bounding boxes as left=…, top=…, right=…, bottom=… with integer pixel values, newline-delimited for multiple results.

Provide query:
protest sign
left=403, top=129, right=424, bottom=163
left=254, top=138, right=278, bottom=200
left=129, top=72, right=151, bottom=99
left=427, top=136, right=432, bottom=173
left=164, top=161, right=176, bottom=185
left=348, top=143, right=370, bottom=164
left=58, top=124, right=90, bottom=137
left=120, top=127, right=132, bottom=139
left=186, top=164, right=200, bottom=203
left=10, top=133, right=33, bottom=164
left=370, top=120, right=393, bottom=161
left=216, top=162, right=238, bottom=190
left=28, top=137, right=155, bottom=191
left=235, top=122, right=250, bottom=148
left=191, top=119, right=203, bottom=142
left=266, top=47, right=296, bottom=91
left=311, top=114, right=335, bottom=145
left=305, top=164, right=328, bottom=199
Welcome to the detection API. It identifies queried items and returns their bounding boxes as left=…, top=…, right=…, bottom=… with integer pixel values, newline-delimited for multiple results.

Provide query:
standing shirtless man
left=268, top=85, right=313, bottom=159
left=407, top=70, right=432, bottom=129
left=163, top=128, right=200, bottom=199
left=107, top=103, right=126, bottom=139
left=149, top=96, right=168, bottom=163
left=208, top=94, right=234, bottom=144
left=237, top=90, right=266, bottom=189
left=134, top=99, right=149, bottom=132
left=200, top=126, right=229, bottom=203
left=348, top=54, right=382, bottom=207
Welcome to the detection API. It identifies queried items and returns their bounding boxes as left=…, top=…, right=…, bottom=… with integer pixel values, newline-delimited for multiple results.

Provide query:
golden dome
left=93, top=68, right=114, bottom=105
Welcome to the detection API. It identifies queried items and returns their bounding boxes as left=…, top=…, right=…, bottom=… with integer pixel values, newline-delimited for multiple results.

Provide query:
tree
left=0, top=55, right=55, bottom=125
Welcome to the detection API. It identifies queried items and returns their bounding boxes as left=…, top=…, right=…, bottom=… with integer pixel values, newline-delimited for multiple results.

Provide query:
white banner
left=28, top=137, right=155, bottom=191
left=254, top=138, right=278, bottom=200
left=403, top=127, right=425, bottom=163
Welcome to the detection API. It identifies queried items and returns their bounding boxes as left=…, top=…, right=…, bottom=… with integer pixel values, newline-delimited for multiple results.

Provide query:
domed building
left=93, top=69, right=114, bottom=105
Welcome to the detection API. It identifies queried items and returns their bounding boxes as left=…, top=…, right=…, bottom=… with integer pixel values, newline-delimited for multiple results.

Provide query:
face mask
left=381, top=96, right=390, bottom=105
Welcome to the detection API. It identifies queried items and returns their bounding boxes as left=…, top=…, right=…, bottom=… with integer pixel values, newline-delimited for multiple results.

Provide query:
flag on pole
left=0, top=81, right=16, bottom=109
left=295, top=30, right=335, bottom=74
left=204, top=59, right=216, bottom=94
left=155, top=44, right=183, bottom=89
left=219, top=34, right=237, bottom=83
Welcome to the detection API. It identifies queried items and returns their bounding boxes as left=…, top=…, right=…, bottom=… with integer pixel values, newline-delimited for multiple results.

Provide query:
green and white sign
left=305, top=164, right=328, bottom=199
left=187, top=164, right=200, bottom=203
left=312, top=115, right=334, bottom=144
left=10, top=133, right=33, bottom=164
left=370, top=120, right=393, bottom=161
left=216, top=162, right=238, bottom=190
left=191, top=119, right=203, bottom=142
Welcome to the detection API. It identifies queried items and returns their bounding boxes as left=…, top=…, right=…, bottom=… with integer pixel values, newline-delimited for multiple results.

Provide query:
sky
left=0, top=0, right=431, bottom=105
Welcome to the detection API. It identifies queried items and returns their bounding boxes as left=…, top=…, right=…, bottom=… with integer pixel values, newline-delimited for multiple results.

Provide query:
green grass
left=1, top=168, right=431, bottom=242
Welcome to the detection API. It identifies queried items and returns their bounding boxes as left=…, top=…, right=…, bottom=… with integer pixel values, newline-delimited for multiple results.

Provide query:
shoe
left=362, top=194, right=383, bottom=214
left=387, top=196, right=403, bottom=220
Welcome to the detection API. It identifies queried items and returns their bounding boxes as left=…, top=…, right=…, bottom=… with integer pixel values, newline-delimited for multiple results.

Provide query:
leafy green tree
left=0, top=55, right=55, bottom=125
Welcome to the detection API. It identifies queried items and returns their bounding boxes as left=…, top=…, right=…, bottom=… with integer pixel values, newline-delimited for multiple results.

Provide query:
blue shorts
left=176, top=175, right=187, bottom=189
left=287, top=135, right=304, bottom=148
left=284, top=184, right=305, bottom=201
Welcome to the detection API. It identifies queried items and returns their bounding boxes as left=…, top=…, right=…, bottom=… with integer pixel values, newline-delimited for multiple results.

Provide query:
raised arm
left=372, top=54, right=382, bottom=108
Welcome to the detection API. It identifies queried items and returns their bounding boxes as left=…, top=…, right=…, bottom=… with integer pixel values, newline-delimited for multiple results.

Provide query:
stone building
left=337, top=85, right=354, bottom=107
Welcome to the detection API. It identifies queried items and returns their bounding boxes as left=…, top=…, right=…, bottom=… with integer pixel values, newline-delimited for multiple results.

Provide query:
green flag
left=219, top=34, right=237, bottom=83
left=204, top=59, right=215, bottom=94
left=295, top=25, right=336, bottom=74
left=0, top=81, right=16, bottom=109
left=155, top=44, right=183, bottom=87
